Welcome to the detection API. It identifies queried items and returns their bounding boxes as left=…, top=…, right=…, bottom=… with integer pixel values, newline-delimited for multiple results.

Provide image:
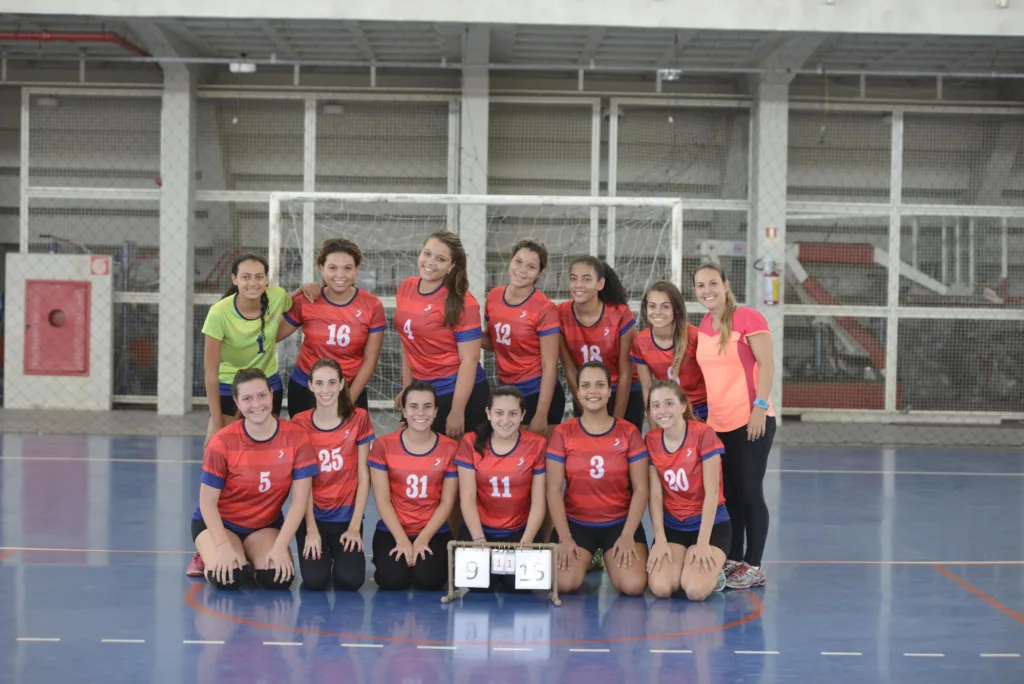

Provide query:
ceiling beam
left=343, top=21, right=376, bottom=62
left=256, top=20, right=296, bottom=59
left=577, top=26, right=606, bottom=64
left=156, top=19, right=217, bottom=56
left=756, top=33, right=830, bottom=85
left=657, top=29, right=698, bottom=65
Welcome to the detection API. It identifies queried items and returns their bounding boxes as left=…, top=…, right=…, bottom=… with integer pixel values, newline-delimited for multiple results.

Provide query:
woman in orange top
left=692, top=263, right=775, bottom=591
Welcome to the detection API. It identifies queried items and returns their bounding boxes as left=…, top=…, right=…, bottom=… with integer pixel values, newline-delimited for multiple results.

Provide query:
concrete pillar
left=458, top=26, right=490, bottom=304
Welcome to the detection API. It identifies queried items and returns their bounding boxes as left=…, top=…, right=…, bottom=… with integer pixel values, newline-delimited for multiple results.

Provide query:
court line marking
left=0, top=549, right=16, bottom=562
left=263, top=641, right=302, bottom=647
left=101, top=639, right=145, bottom=644
left=493, top=647, right=533, bottom=652
left=341, top=643, right=383, bottom=648
left=569, top=648, right=611, bottom=653
left=980, top=653, right=1021, bottom=658
left=6, top=455, right=1023, bottom=478
left=904, top=653, right=945, bottom=657
left=932, top=564, right=1024, bottom=627
left=183, top=640, right=224, bottom=645
left=417, top=645, right=456, bottom=651
left=735, top=650, right=779, bottom=655
left=183, top=583, right=765, bottom=646
left=822, top=652, right=863, bottom=656
left=16, top=638, right=60, bottom=642
left=650, top=649, right=692, bottom=654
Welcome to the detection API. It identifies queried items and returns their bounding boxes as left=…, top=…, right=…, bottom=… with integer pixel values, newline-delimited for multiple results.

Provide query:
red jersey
left=368, top=430, right=459, bottom=537
left=454, top=430, right=547, bottom=534
left=546, top=418, right=648, bottom=526
left=194, top=420, right=317, bottom=532
left=629, top=325, right=708, bottom=407
left=394, top=277, right=485, bottom=394
left=283, top=287, right=386, bottom=385
left=557, top=301, right=639, bottom=388
left=485, top=286, right=560, bottom=393
left=291, top=407, right=375, bottom=523
left=646, top=421, right=728, bottom=531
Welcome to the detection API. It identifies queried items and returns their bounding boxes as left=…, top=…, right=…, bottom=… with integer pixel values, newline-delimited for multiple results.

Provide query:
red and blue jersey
left=291, top=407, right=375, bottom=524
left=629, top=325, right=708, bottom=409
left=546, top=418, right=648, bottom=526
left=394, top=277, right=485, bottom=395
left=557, top=301, right=639, bottom=389
left=646, top=421, right=728, bottom=531
left=485, top=286, right=560, bottom=395
left=368, top=430, right=459, bottom=537
left=283, top=288, right=386, bottom=386
left=454, top=430, right=547, bottom=535
left=193, top=420, right=318, bottom=533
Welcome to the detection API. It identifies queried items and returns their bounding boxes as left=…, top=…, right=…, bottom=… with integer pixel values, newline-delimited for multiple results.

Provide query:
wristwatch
left=753, top=398, right=770, bottom=410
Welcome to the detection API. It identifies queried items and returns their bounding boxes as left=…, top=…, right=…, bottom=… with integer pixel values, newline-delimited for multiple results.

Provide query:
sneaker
left=723, top=559, right=741, bottom=577
left=726, top=563, right=766, bottom=590
left=186, top=552, right=205, bottom=578
left=713, top=570, right=727, bottom=593
left=590, top=549, right=605, bottom=571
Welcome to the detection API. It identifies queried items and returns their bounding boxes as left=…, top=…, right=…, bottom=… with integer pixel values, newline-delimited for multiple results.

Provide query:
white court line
left=263, top=641, right=302, bottom=647
left=183, top=640, right=224, bottom=645
left=822, top=652, right=863, bottom=656
left=417, top=645, right=456, bottom=651
left=650, top=649, right=692, bottom=654
left=904, top=653, right=945, bottom=657
left=736, top=650, right=780, bottom=655
left=980, top=653, right=1021, bottom=658
left=569, top=648, right=611, bottom=653
left=16, top=638, right=60, bottom=642
left=101, top=639, right=145, bottom=644
left=341, top=643, right=384, bottom=648
left=493, top=647, right=533, bottom=652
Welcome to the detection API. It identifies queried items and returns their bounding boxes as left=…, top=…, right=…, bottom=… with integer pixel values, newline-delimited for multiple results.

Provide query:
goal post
left=268, top=192, right=684, bottom=409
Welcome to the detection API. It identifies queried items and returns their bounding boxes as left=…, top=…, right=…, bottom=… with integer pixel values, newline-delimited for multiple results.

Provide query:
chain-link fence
left=2, top=85, right=1022, bottom=445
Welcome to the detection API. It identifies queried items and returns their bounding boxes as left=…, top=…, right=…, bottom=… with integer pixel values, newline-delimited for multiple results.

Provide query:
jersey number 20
left=663, top=468, right=690, bottom=492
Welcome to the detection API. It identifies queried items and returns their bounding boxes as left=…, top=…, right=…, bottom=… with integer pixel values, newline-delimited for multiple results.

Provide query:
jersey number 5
left=405, top=474, right=428, bottom=498
left=258, top=471, right=271, bottom=493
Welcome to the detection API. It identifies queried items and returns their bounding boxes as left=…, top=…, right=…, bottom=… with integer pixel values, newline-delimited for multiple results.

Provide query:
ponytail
left=570, top=256, right=628, bottom=307
left=473, top=386, right=526, bottom=456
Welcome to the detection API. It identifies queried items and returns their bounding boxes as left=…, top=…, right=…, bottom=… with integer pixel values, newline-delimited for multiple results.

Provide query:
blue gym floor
left=1, top=433, right=1022, bottom=683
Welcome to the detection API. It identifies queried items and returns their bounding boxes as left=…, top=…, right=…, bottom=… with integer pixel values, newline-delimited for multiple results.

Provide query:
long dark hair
left=308, top=357, right=355, bottom=421
left=398, top=380, right=438, bottom=430
left=425, top=230, right=469, bottom=327
left=231, top=367, right=271, bottom=398
left=640, top=280, right=690, bottom=380
left=473, top=385, right=526, bottom=456
left=224, top=253, right=270, bottom=349
left=647, top=378, right=695, bottom=422
left=570, top=256, right=628, bottom=306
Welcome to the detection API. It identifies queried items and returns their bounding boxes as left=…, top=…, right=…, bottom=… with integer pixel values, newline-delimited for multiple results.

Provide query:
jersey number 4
left=326, top=324, right=351, bottom=347
left=405, top=474, right=428, bottom=498
left=318, top=447, right=343, bottom=472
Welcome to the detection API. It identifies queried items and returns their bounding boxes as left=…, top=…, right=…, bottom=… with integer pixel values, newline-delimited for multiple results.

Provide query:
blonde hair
left=694, top=263, right=738, bottom=354
left=647, top=379, right=695, bottom=421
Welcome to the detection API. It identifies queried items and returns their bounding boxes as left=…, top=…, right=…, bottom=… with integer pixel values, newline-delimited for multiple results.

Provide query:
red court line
left=0, top=550, right=16, bottom=561
left=932, top=564, right=1024, bottom=627
left=183, top=583, right=764, bottom=646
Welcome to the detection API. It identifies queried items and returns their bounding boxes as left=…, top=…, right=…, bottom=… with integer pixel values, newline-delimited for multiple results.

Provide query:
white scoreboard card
left=454, top=547, right=491, bottom=589
left=514, top=549, right=553, bottom=590
left=491, top=549, right=516, bottom=575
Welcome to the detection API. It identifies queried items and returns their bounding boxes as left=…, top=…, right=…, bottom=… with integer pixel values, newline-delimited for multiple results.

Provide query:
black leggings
left=288, top=377, right=368, bottom=417
left=433, top=379, right=491, bottom=435
left=716, top=417, right=776, bottom=567
left=372, top=528, right=452, bottom=591
left=295, top=519, right=366, bottom=592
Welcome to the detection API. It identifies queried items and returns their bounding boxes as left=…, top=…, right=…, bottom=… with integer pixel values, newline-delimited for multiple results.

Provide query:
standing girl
left=394, top=231, right=490, bottom=440
left=632, top=280, right=708, bottom=419
left=455, top=386, right=547, bottom=590
left=546, top=361, right=650, bottom=596
left=191, top=368, right=317, bottom=590
left=692, top=263, right=776, bottom=590
left=278, top=238, right=386, bottom=414
left=291, top=358, right=375, bottom=591
left=369, top=382, right=460, bottom=591
left=558, top=257, right=643, bottom=430
left=645, top=380, right=730, bottom=600
left=483, top=238, right=564, bottom=434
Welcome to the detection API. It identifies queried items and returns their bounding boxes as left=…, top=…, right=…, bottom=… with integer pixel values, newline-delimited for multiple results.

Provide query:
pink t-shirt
left=695, top=306, right=774, bottom=432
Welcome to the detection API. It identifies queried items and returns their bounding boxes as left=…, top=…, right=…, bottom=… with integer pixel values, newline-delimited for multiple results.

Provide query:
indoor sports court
left=2, top=2, right=1024, bottom=683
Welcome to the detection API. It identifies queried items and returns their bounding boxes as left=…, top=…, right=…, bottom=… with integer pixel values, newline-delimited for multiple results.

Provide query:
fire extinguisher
left=763, top=257, right=780, bottom=306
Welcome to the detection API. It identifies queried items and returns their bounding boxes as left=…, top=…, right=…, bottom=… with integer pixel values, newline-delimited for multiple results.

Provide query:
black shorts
left=573, top=388, right=645, bottom=432
left=553, top=520, right=648, bottom=556
left=287, top=376, right=369, bottom=417
left=219, top=388, right=284, bottom=417
left=191, top=517, right=281, bottom=543
left=664, top=521, right=732, bottom=555
left=522, top=382, right=567, bottom=426
left=457, top=525, right=525, bottom=544
left=434, top=379, right=491, bottom=435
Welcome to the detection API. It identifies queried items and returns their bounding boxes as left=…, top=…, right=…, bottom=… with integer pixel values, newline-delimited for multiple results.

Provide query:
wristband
left=753, top=398, right=769, bottom=410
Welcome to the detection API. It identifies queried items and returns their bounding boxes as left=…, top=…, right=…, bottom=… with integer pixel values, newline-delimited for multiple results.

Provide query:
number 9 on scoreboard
left=454, top=547, right=491, bottom=589
left=514, top=549, right=552, bottom=590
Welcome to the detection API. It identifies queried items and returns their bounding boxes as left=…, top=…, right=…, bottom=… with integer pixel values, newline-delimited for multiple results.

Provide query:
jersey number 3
left=589, top=456, right=605, bottom=479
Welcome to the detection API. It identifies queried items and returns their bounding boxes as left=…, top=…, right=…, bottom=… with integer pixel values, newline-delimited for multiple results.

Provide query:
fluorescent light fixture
left=657, top=68, right=683, bottom=81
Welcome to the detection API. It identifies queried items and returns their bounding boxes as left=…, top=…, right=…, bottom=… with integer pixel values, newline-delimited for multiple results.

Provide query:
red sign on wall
left=24, top=280, right=91, bottom=376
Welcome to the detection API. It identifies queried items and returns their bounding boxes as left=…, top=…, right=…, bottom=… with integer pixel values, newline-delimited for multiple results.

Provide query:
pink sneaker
left=186, top=552, right=205, bottom=577
left=726, top=562, right=766, bottom=590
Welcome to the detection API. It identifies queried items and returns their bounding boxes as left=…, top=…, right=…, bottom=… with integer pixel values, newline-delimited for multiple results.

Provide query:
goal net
left=269, top=192, right=684, bottom=410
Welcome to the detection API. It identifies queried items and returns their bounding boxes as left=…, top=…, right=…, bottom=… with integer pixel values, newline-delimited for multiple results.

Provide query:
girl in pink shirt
left=692, top=263, right=776, bottom=590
